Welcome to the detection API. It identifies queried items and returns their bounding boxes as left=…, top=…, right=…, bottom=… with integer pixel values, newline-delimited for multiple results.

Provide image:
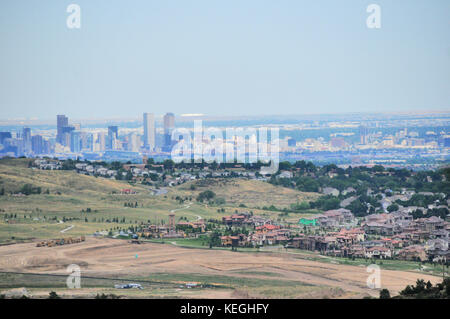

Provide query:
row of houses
left=221, top=212, right=273, bottom=228
left=34, top=159, right=61, bottom=170
left=219, top=212, right=448, bottom=262
left=296, top=209, right=449, bottom=261
left=222, top=209, right=358, bottom=231
left=34, top=159, right=118, bottom=177
left=363, top=212, right=448, bottom=239
left=34, top=158, right=272, bottom=187
left=299, top=208, right=356, bottom=228
left=221, top=226, right=289, bottom=247
left=138, top=215, right=207, bottom=239
left=220, top=213, right=290, bottom=247
left=75, top=163, right=117, bottom=177
left=290, top=230, right=448, bottom=261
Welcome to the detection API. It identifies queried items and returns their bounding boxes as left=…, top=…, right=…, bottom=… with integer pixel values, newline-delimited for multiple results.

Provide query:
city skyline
left=0, top=110, right=448, bottom=172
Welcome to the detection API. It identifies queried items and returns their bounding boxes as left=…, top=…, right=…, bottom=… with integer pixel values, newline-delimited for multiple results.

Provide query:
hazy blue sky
left=0, top=0, right=449, bottom=119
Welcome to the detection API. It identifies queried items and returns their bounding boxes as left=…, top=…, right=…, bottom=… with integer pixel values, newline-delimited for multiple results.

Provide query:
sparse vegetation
left=48, top=291, right=61, bottom=299
left=398, top=278, right=450, bottom=299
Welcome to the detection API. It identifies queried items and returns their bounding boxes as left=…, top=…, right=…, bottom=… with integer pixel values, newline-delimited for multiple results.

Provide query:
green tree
left=209, top=231, right=221, bottom=248
left=387, top=204, right=399, bottom=213
left=379, top=289, right=391, bottom=299
left=197, top=190, right=216, bottom=202
left=163, top=159, right=175, bottom=170
left=125, top=171, right=133, bottom=181
left=48, top=291, right=61, bottom=299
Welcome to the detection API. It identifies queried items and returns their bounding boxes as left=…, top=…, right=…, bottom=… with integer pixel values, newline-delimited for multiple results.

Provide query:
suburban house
left=365, top=246, right=392, bottom=259
left=397, top=245, right=427, bottom=261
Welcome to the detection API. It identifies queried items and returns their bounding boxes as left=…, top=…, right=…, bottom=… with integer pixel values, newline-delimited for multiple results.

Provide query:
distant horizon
left=1, top=109, right=450, bottom=125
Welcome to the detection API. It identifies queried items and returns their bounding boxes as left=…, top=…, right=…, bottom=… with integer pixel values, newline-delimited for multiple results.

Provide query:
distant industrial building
left=330, top=137, right=346, bottom=148
left=444, top=136, right=450, bottom=148
left=359, top=125, right=368, bottom=145
left=287, top=138, right=296, bottom=147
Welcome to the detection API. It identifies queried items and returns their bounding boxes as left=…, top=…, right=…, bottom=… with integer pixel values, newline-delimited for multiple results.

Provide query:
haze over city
left=1, top=0, right=450, bottom=119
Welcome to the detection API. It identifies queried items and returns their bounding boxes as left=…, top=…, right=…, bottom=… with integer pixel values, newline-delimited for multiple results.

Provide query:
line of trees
left=380, top=278, right=450, bottom=299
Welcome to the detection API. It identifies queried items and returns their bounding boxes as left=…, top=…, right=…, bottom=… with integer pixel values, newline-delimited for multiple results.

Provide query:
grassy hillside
left=0, top=158, right=140, bottom=195
left=0, top=159, right=321, bottom=244
left=175, top=178, right=319, bottom=209
left=0, top=159, right=197, bottom=243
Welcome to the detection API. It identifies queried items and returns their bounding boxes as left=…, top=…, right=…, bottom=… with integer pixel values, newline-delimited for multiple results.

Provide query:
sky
left=0, top=0, right=449, bottom=120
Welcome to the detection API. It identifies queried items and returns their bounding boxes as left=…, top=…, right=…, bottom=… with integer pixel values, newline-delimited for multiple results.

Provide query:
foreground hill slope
left=0, top=238, right=442, bottom=298
left=0, top=158, right=143, bottom=196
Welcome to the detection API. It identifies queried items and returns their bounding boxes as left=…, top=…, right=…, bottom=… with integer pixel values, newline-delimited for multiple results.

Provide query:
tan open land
left=177, top=178, right=318, bottom=209
left=0, top=158, right=145, bottom=196
left=0, top=238, right=441, bottom=299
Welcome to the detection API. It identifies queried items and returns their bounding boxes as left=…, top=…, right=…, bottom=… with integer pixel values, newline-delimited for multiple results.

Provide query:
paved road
left=170, top=203, right=192, bottom=213
left=169, top=202, right=203, bottom=221
left=60, top=225, right=74, bottom=233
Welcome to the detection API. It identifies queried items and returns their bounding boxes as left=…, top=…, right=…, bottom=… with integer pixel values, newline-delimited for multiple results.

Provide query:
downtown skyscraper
left=56, top=115, right=69, bottom=144
left=107, top=126, right=119, bottom=150
left=143, top=113, right=155, bottom=151
left=163, top=112, right=175, bottom=151
left=22, top=127, right=32, bottom=153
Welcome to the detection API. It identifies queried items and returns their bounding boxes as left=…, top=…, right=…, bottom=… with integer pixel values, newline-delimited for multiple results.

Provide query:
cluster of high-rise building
left=0, top=127, right=51, bottom=156
left=0, top=113, right=448, bottom=167
left=0, top=112, right=177, bottom=158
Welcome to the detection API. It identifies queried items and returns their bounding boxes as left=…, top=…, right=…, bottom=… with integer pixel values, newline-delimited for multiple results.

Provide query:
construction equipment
left=36, top=236, right=86, bottom=247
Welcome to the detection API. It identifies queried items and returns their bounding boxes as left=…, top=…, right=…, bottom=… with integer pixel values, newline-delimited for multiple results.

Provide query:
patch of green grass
left=125, top=272, right=328, bottom=298
left=130, top=272, right=312, bottom=288
left=287, top=249, right=447, bottom=277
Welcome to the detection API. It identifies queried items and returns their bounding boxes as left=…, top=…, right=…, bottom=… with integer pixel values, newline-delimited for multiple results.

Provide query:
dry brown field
left=0, top=238, right=441, bottom=299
